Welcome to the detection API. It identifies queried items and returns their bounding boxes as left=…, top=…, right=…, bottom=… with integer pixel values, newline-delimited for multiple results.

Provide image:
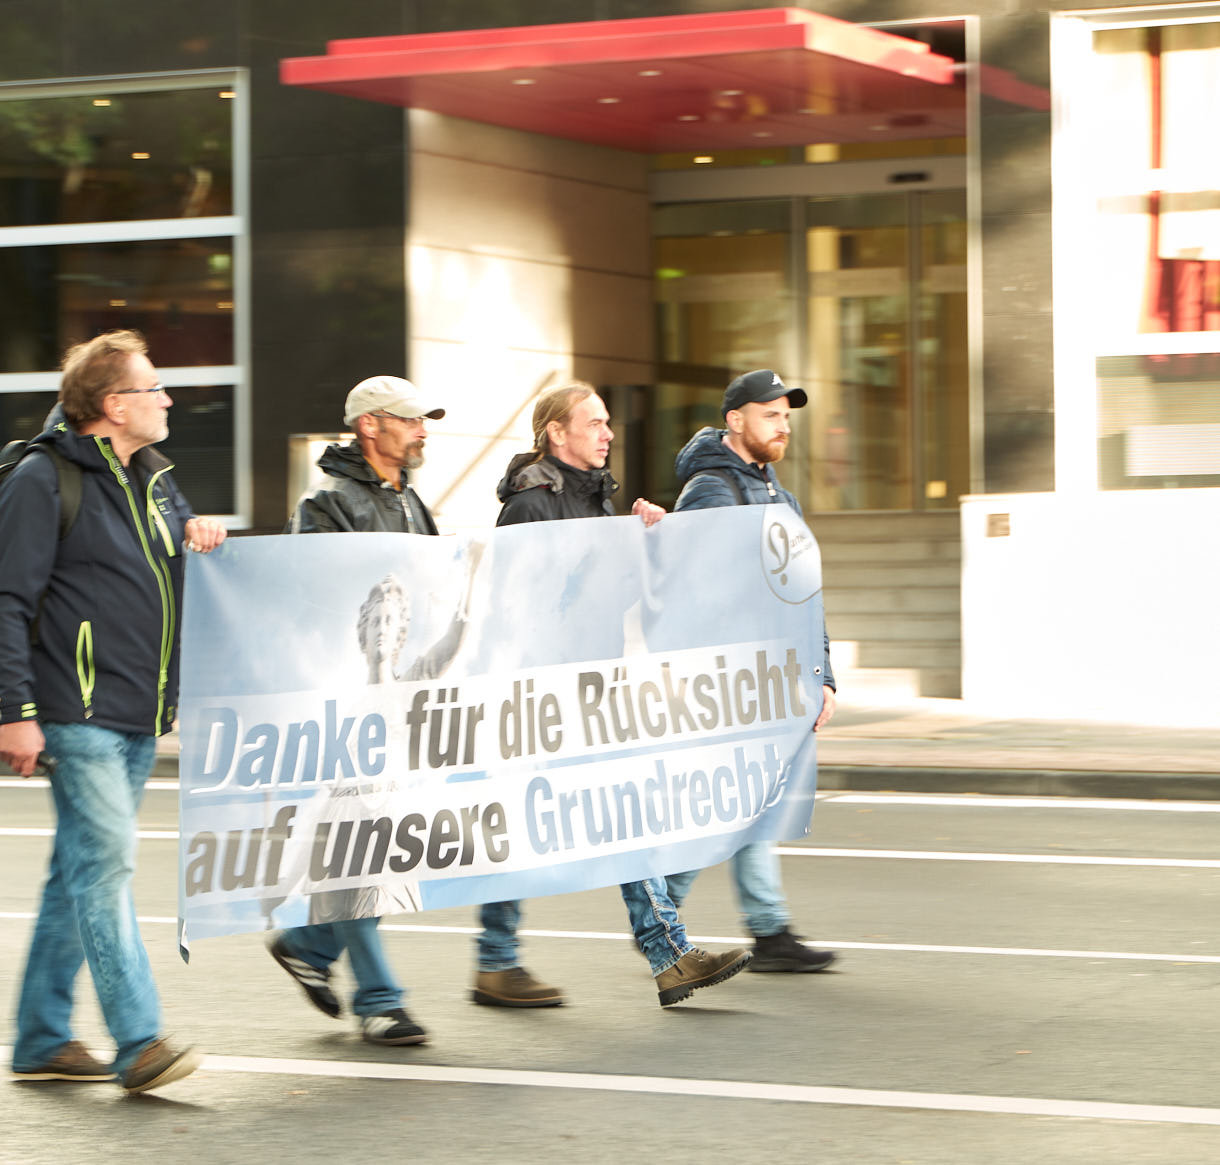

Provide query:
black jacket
left=287, top=442, right=438, bottom=535
left=673, top=427, right=801, bottom=512
left=0, top=417, right=194, bottom=734
left=674, top=427, right=835, bottom=692
left=495, top=452, right=618, bottom=526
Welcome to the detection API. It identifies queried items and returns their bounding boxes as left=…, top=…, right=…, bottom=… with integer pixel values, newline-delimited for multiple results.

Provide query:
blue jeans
left=666, top=841, right=790, bottom=938
left=277, top=919, right=403, bottom=1016
left=619, top=878, right=693, bottom=975
left=477, top=900, right=522, bottom=971
left=13, top=723, right=160, bottom=1075
left=478, top=882, right=692, bottom=976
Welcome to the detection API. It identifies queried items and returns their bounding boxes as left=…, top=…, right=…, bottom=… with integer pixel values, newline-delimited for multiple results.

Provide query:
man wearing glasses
left=0, top=329, right=225, bottom=1093
left=270, top=376, right=445, bottom=1048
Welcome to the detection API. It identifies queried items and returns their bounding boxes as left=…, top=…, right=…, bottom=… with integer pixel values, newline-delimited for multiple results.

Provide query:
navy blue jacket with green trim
left=0, top=416, right=194, bottom=735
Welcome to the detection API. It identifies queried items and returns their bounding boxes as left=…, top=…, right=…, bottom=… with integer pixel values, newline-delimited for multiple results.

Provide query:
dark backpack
left=0, top=441, right=82, bottom=539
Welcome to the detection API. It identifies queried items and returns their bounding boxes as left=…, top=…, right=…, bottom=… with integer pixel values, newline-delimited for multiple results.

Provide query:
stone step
left=824, top=562, right=961, bottom=589
left=819, top=539, right=961, bottom=563
left=831, top=666, right=961, bottom=701
left=828, top=612, right=961, bottom=641
left=831, top=638, right=962, bottom=670
left=825, top=586, right=961, bottom=615
left=811, top=512, right=960, bottom=541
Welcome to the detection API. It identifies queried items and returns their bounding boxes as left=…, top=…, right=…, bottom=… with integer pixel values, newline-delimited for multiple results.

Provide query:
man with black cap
left=269, top=375, right=446, bottom=1047
left=667, top=369, right=838, bottom=973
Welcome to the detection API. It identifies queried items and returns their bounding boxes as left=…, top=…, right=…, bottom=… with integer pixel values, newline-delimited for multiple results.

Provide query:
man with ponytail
left=472, top=383, right=754, bottom=1009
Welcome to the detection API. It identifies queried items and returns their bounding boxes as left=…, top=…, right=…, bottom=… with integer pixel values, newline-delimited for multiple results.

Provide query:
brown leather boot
left=471, top=967, right=565, bottom=1007
left=655, top=947, right=752, bottom=1007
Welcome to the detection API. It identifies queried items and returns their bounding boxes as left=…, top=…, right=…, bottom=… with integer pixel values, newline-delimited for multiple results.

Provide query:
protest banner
left=176, top=504, right=827, bottom=953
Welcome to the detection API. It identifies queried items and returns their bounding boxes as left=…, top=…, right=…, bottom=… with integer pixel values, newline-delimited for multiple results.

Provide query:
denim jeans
left=12, top=723, right=160, bottom=1075
left=666, top=841, right=790, bottom=938
left=478, top=883, right=692, bottom=976
left=277, top=919, right=403, bottom=1016
left=477, top=900, right=521, bottom=971
left=619, top=877, right=692, bottom=975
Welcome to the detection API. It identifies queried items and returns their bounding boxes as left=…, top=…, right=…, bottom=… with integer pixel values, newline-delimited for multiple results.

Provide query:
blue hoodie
left=0, top=411, right=194, bottom=735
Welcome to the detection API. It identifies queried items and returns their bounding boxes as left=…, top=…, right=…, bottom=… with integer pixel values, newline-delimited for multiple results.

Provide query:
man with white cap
left=269, top=375, right=445, bottom=1047
left=286, top=375, right=445, bottom=535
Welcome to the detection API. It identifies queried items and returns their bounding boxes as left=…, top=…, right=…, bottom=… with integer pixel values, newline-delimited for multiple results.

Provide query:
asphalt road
left=3, top=780, right=1219, bottom=1164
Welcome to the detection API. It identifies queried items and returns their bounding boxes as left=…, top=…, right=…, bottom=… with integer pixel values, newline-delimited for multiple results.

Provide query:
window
left=0, top=72, right=247, bottom=520
left=1054, top=10, right=1220, bottom=490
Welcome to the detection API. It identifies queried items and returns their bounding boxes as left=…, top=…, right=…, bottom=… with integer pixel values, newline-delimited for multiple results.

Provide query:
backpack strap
left=692, top=467, right=746, bottom=506
left=44, top=448, right=82, bottom=540
left=1, top=441, right=82, bottom=541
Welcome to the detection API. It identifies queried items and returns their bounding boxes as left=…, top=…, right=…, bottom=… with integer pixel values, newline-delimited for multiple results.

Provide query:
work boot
left=655, top=947, right=752, bottom=1007
left=12, top=1040, right=115, bottom=1083
left=471, top=967, right=564, bottom=1008
left=120, top=1038, right=201, bottom=1093
left=750, top=927, right=837, bottom=973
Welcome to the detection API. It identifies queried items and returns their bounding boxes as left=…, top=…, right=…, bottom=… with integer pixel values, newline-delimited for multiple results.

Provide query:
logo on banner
left=761, top=507, right=821, bottom=604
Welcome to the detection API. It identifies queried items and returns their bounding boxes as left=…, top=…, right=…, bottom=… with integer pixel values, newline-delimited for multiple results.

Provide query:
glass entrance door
left=649, top=187, right=968, bottom=512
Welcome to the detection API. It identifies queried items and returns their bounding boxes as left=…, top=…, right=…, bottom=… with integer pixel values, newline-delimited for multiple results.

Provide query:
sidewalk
left=153, top=697, right=1220, bottom=800
left=816, top=697, right=1220, bottom=799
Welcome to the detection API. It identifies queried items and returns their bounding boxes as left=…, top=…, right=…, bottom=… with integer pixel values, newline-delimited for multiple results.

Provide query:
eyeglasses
left=113, top=384, right=166, bottom=395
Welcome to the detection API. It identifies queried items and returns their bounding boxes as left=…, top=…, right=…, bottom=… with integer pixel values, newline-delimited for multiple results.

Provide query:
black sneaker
left=749, top=927, right=837, bottom=973
left=360, top=1008, right=429, bottom=1046
left=269, top=935, right=342, bottom=1017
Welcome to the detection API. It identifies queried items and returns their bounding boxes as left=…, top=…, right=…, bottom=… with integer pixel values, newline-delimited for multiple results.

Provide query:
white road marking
left=824, top=793, right=1220, bottom=812
left=1, top=912, right=1217, bottom=964
left=4, top=828, right=1217, bottom=871
left=0, top=778, right=178, bottom=791
left=3, top=1043, right=1214, bottom=1126
left=778, top=847, right=1220, bottom=868
left=1, top=827, right=178, bottom=840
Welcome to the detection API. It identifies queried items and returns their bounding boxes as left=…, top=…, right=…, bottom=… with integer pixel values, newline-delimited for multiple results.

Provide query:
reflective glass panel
left=805, top=194, right=912, bottom=511
left=0, top=237, right=234, bottom=373
left=1090, top=25, right=1220, bottom=337
left=0, top=87, right=233, bottom=226
left=917, top=189, right=969, bottom=508
left=1098, top=353, right=1220, bottom=488
left=0, top=385, right=234, bottom=514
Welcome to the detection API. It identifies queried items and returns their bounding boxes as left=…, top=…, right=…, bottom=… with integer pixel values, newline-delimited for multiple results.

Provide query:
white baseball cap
left=343, top=376, right=446, bottom=427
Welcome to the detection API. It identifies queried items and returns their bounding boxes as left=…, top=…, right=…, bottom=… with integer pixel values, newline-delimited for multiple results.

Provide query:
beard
left=741, top=430, right=787, bottom=465
left=404, top=441, right=425, bottom=470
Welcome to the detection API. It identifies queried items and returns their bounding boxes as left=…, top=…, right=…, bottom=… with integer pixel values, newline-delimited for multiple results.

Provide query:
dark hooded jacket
left=286, top=441, right=438, bottom=536
left=494, top=452, right=618, bottom=526
left=674, top=426, right=835, bottom=691
left=0, top=411, right=194, bottom=735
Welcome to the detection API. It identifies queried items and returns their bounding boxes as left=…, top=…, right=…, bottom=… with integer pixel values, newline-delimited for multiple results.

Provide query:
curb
left=150, top=756, right=1220, bottom=801
left=818, top=765, right=1220, bottom=801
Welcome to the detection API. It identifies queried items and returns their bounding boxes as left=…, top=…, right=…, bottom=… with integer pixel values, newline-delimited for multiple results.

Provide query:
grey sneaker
left=121, top=1038, right=201, bottom=1093
left=655, top=947, right=752, bottom=1007
left=361, top=1008, right=429, bottom=1046
left=471, top=967, right=565, bottom=1008
left=269, top=935, right=342, bottom=1018
left=12, top=1040, right=115, bottom=1083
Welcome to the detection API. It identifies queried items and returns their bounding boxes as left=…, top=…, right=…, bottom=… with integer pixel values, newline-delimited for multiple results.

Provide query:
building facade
left=2, top=2, right=1217, bottom=725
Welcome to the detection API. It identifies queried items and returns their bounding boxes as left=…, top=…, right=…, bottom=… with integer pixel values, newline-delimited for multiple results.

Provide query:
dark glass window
left=0, top=88, right=233, bottom=227
left=0, top=237, right=234, bottom=374
left=0, top=385, right=233, bottom=515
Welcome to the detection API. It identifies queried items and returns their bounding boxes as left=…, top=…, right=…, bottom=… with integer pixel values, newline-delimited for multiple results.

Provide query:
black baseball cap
left=721, top=369, right=808, bottom=416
